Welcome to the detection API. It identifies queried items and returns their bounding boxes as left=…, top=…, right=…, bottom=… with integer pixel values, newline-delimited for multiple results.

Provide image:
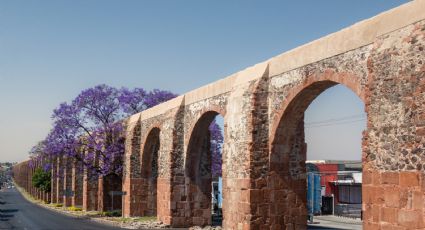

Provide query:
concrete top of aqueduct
left=129, top=0, right=425, bottom=124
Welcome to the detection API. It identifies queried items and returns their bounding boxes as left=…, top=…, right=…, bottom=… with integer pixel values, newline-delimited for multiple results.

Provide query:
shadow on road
left=0, top=208, right=18, bottom=222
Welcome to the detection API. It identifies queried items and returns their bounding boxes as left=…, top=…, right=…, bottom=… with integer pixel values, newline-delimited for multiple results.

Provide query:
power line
left=306, top=119, right=366, bottom=128
left=306, top=114, right=365, bottom=126
left=305, top=114, right=366, bottom=128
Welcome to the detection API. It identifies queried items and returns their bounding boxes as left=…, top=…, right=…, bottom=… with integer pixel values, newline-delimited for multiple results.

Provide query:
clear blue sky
left=0, top=0, right=408, bottom=162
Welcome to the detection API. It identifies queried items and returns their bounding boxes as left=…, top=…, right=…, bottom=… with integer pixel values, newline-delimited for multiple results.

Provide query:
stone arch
left=184, top=107, right=226, bottom=149
left=268, top=71, right=366, bottom=228
left=270, top=70, right=365, bottom=140
left=185, top=110, right=225, bottom=227
left=140, top=127, right=161, bottom=216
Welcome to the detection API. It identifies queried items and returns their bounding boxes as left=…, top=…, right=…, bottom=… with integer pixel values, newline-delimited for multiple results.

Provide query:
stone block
left=381, top=207, right=398, bottom=224
left=400, top=171, right=419, bottom=187
left=384, top=187, right=400, bottom=208
left=412, top=191, right=423, bottom=210
left=381, top=171, right=399, bottom=185
left=379, top=223, right=406, bottom=230
left=398, top=210, right=423, bottom=229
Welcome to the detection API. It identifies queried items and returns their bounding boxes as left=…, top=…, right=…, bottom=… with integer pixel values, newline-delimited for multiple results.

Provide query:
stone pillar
left=51, top=158, right=58, bottom=203
left=63, top=157, right=73, bottom=207
left=56, top=156, right=64, bottom=204
left=362, top=18, right=425, bottom=229
left=30, top=166, right=35, bottom=197
left=157, top=177, right=172, bottom=224
left=158, top=105, right=185, bottom=227
left=83, top=165, right=99, bottom=211
left=72, top=159, right=83, bottom=207
left=27, top=164, right=31, bottom=193
left=97, top=177, right=105, bottom=212
left=123, top=121, right=143, bottom=217
left=123, top=175, right=143, bottom=217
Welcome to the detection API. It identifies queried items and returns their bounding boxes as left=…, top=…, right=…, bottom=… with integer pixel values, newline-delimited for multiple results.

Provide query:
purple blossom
left=119, top=88, right=177, bottom=114
left=144, top=89, right=177, bottom=109
left=30, top=84, right=223, bottom=179
left=209, top=120, right=223, bottom=177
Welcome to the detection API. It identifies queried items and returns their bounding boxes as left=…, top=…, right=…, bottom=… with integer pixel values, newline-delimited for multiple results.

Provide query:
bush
left=32, top=167, right=51, bottom=192
left=52, top=203, right=63, bottom=207
left=101, top=210, right=122, bottom=217
left=68, top=206, right=82, bottom=211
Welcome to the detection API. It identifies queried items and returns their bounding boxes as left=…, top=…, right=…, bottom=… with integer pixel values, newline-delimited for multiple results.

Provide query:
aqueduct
left=13, top=1, right=425, bottom=229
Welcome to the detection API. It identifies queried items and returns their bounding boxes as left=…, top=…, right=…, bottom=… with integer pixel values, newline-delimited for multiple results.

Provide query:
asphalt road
left=0, top=188, right=123, bottom=230
left=0, top=188, right=361, bottom=230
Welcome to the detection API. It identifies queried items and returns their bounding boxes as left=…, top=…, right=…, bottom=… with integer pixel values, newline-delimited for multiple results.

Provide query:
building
left=306, top=160, right=362, bottom=219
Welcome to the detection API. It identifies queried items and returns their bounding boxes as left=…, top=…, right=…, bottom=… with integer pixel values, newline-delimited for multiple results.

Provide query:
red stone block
left=412, top=191, right=423, bottom=210
left=381, top=171, right=400, bottom=185
left=380, top=223, right=407, bottom=230
left=372, top=171, right=381, bottom=185
left=398, top=210, right=423, bottom=229
left=399, top=188, right=409, bottom=209
left=372, top=205, right=380, bottom=222
left=384, top=187, right=400, bottom=208
left=400, top=172, right=419, bottom=187
left=249, top=189, right=263, bottom=203
left=381, top=207, right=398, bottom=224
left=421, top=173, right=425, bottom=192
left=363, top=185, right=374, bottom=205
left=241, top=190, right=249, bottom=203
left=363, top=170, right=373, bottom=185
left=363, top=221, right=380, bottom=230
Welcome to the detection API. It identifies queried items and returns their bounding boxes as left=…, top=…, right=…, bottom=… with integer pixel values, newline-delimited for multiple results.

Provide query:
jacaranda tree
left=209, top=121, right=223, bottom=178
left=30, top=84, right=224, bottom=180
left=38, top=85, right=178, bottom=178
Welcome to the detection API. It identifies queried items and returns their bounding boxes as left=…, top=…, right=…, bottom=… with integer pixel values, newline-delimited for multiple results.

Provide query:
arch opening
left=102, top=173, right=122, bottom=211
left=271, top=81, right=365, bottom=229
left=186, top=111, right=224, bottom=227
left=141, top=127, right=160, bottom=216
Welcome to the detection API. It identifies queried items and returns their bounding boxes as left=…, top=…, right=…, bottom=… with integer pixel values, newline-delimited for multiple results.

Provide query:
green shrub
left=101, top=210, right=122, bottom=217
left=32, top=167, right=51, bottom=192
left=68, top=206, right=82, bottom=211
left=53, top=203, right=63, bottom=207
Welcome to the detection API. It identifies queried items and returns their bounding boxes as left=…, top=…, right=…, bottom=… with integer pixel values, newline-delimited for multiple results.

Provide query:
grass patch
left=114, top=216, right=157, bottom=223
left=133, top=216, right=157, bottom=222
left=52, top=203, right=63, bottom=208
left=68, top=206, right=82, bottom=211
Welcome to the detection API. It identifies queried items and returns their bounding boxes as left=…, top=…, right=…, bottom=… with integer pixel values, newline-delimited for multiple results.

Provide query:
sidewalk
left=308, top=215, right=362, bottom=230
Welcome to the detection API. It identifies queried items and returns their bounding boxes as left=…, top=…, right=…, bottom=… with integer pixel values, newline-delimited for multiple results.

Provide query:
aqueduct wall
left=13, top=1, right=425, bottom=229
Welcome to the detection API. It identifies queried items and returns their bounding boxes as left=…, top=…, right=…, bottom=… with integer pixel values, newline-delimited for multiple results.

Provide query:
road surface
left=1, top=187, right=362, bottom=230
left=0, top=188, right=123, bottom=230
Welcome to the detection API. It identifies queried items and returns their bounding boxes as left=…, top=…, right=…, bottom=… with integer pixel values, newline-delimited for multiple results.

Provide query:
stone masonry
left=13, top=1, right=425, bottom=229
